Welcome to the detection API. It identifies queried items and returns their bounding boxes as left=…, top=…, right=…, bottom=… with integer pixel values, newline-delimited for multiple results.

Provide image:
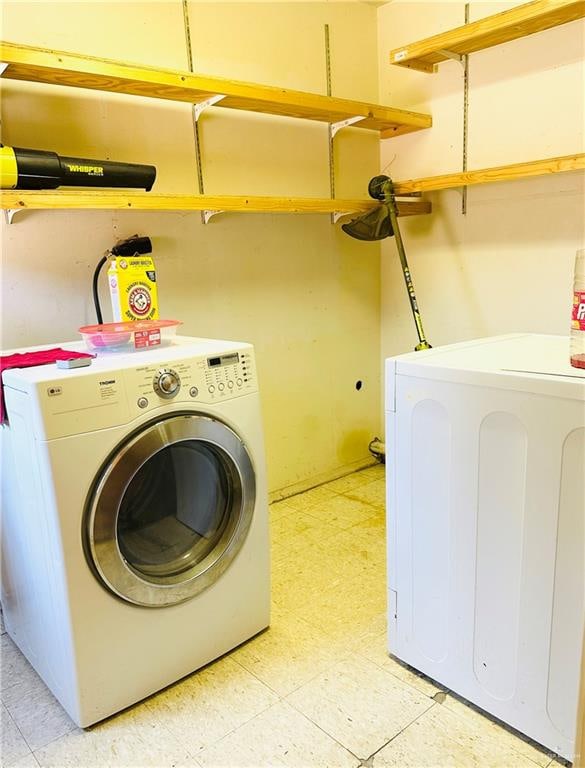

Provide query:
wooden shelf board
left=389, top=0, right=585, bottom=72
left=0, top=41, right=431, bottom=137
left=0, top=191, right=432, bottom=218
left=393, top=153, right=585, bottom=194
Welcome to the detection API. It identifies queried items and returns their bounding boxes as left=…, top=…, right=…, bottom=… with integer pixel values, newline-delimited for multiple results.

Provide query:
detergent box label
left=108, top=256, right=159, bottom=322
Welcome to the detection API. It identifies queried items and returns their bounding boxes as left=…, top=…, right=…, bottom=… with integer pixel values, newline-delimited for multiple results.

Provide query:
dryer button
left=137, top=397, right=149, bottom=409
left=189, top=386, right=199, bottom=398
left=218, top=382, right=225, bottom=391
left=208, top=385, right=216, bottom=394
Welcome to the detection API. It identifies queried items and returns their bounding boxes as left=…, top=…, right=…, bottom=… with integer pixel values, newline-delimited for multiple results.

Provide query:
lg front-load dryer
left=0, top=336, right=270, bottom=727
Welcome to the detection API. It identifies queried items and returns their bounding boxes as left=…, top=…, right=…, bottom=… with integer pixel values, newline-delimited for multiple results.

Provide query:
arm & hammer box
left=108, top=256, right=159, bottom=322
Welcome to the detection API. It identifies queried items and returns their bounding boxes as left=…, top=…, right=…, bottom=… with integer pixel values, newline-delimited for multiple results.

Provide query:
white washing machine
left=385, top=334, right=584, bottom=760
left=0, top=336, right=270, bottom=727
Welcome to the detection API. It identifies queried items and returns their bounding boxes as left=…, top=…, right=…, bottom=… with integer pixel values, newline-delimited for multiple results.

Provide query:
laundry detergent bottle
left=570, top=248, right=585, bottom=369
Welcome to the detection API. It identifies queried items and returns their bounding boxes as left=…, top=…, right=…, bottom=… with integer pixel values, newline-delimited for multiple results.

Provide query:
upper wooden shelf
left=389, top=0, right=585, bottom=73
left=0, top=41, right=431, bottom=137
left=392, top=153, right=585, bottom=194
left=0, top=190, right=431, bottom=218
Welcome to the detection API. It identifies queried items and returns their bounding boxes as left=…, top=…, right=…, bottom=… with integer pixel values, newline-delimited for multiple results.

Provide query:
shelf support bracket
left=202, top=209, right=224, bottom=224
left=332, top=210, right=355, bottom=224
left=0, top=63, right=8, bottom=76
left=4, top=209, right=21, bottom=225
left=328, top=115, right=365, bottom=224
left=329, top=115, right=365, bottom=139
left=191, top=95, right=226, bottom=224
left=437, top=49, right=464, bottom=66
left=193, top=94, right=225, bottom=122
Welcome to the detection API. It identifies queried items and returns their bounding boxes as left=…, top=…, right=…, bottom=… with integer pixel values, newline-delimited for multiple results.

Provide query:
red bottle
left=571, top=249, right=585, bottom=369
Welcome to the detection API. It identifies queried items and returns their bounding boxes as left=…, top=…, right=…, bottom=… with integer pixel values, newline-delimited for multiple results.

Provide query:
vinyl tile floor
left=0, top=464, right=565, bottom=768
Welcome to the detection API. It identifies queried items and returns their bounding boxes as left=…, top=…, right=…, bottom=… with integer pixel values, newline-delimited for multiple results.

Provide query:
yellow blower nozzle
left=0, top=146, right=156, bottom=191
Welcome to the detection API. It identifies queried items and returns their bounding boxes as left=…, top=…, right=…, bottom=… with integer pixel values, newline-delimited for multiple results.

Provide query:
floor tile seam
left=127, top=701, right=216, bottom=766
left=434, top=698, right=554, bottom=766
left=289, top=507, right=340, bottom=523
left=271, top=512, right=343, bottom=536
left=337, top=476, right=382, bottom=491
left=340, top=494, right=385, bottom=512
left=231, top=642, right=351, bottom=700
left=281, top=487, right=346, bottom=509
left=279, top=693, right=365, bottom=765
left=2, top=697, right=36, bottom=760
left=351, top=649, right=440, bottom=703
left=20, top=751, right=41, bottom=768
left=440, top=694, right=556, bottom=764
left=215, top=655, right=286, bottom=706
left=193, top=697, right=289, bottom=765
left=228, top=658, right=287, bottom=700
left=363, top=698, right=437, bottom=764
left=0, top=679, right=30, bottom=700
left=153, top=701, right=274, bottom=767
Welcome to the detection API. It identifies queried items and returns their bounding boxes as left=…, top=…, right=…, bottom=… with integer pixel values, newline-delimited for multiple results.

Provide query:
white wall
left=0, top=1, right=383, bottom=495
left=377, top=1, right=585, bottom=368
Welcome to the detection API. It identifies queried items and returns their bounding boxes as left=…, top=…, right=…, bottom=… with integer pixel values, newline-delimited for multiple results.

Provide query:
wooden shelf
left=389, top=0, right=585, bottom=73
left=0, top=41, right=431, bottom=137
left=393, top=153, right=585, bottom=194
left=0, top=191, right=432, bottom=217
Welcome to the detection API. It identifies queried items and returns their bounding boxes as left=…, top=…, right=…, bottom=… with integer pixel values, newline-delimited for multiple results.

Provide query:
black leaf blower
left=0, top=146, right=156, bottom=191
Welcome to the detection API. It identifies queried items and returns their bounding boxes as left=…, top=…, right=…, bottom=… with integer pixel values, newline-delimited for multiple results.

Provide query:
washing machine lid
left=386, top=334, right=585, bottom=405
left=85, top=412, right=256, bottom=607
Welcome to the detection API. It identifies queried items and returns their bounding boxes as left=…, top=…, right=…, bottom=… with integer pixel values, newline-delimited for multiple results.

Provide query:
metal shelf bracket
left=0, top=63, right=8, bottom=76
left=329, top=115, right=365, bottom=139
left=437, top=48, right=465, bottom=66
left=193, top=94, right=225, bottom=122
left=4, top=209, right=21, bottom=225
left=202, top=209, right=224, bottom=224
left=332, top=210, right=355, bottom=224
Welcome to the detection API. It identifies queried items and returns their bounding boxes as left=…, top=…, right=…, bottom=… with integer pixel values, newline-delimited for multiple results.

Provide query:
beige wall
left=0, top=1, right=383, bottom=495
left=377, top=1, right=585, bottom=369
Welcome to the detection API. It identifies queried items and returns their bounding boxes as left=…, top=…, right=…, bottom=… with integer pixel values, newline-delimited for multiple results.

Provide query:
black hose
left=92, top=254, right=108, bottom=324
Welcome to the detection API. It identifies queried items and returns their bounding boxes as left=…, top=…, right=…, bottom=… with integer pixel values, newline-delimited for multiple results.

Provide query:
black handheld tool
left=342, top=175, right=431, bottom=352
left=0, top=146, right=156, bottom=191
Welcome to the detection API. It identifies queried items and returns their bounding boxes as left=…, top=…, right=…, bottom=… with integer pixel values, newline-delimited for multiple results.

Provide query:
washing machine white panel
left=385, top=334, right=585, bottom=761
left=2, top=336, right=257, bottom=440
left=1, top=337, right=270, bottom=727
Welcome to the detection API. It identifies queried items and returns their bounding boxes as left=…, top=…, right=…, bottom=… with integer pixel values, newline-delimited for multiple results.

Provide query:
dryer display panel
left=207, top=353, right=239, bottom=367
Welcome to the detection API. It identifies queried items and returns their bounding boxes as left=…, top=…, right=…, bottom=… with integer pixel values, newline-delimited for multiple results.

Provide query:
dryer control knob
left=153, top=368, right=181, bottom=398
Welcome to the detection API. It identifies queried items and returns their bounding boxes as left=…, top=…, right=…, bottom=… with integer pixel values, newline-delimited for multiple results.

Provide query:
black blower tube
left=2, top=146, right=156, bottom=191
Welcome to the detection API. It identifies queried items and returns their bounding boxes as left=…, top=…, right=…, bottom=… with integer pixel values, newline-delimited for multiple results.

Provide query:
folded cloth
left=0, top=348, right=94, bottom=424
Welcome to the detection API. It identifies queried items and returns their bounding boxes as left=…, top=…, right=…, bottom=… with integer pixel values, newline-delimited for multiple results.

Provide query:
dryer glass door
left=86, top=414, right=256, bottom=607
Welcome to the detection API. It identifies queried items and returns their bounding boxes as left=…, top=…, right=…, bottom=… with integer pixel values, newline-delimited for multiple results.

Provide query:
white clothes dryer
left=1, top=336, right=270, bottom=727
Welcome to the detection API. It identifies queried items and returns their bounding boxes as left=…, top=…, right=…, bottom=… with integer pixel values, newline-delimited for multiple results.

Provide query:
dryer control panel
left=11, top=340, right=258, bottom=440
left=127, top=349, right=256, bottom=414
